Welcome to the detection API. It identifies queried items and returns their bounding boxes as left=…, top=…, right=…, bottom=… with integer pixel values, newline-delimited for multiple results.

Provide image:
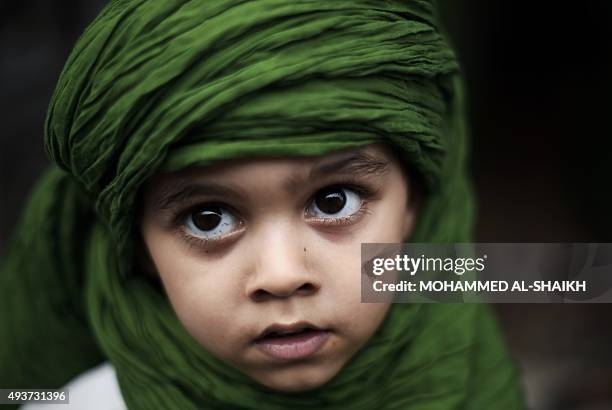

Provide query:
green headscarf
left=0, top=1, right=525, bottom=408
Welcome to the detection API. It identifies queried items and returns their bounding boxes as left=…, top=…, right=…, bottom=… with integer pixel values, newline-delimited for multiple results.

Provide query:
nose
left=246, top=222, right=320, bottom=302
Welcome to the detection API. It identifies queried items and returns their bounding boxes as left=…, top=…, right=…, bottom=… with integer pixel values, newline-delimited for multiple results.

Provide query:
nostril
left=251, top=289, right=270, bottom=302
left=249, top=282, right=318, bottom=302
left=295, top=283, right=316, bottom=295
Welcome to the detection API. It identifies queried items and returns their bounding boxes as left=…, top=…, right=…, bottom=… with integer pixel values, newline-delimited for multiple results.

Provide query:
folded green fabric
left=0, top=1, right=525, bottom=408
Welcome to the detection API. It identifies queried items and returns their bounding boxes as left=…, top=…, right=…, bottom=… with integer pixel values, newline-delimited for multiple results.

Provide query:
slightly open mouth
left=254, top=324, right=331, bottom=360
left=256, top=327, right=320, bottom=343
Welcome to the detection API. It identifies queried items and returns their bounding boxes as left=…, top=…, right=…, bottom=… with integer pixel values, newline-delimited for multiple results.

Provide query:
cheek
left=305, top=189, right=408, bottom=344
left=143, top=231, right=246, bottom=356
left=307, top=236, right=390, bottom=345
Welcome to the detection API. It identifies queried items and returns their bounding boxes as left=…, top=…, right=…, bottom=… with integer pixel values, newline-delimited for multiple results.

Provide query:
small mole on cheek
left=304, top=247, right=307, bottom=252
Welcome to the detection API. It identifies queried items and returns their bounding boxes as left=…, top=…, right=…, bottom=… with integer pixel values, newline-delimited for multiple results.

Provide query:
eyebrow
left=152, top=150, right=389, bottom=210
left=283, top=150, right=389, bottom=192
left=152, top=182, right=247, bottom=211
left=309, top=150, right=389, bottom=180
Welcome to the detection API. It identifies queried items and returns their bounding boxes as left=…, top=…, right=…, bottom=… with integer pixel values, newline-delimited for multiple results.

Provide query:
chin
left=250, top=363, right=340, bottom=393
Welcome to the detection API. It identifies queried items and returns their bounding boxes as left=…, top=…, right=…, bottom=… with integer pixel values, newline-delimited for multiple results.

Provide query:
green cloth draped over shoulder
left=0, top=1, right=525, bottom=408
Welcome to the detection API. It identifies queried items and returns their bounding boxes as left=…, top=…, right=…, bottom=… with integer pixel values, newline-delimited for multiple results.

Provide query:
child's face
left=139, top=143, right=417, bottom=392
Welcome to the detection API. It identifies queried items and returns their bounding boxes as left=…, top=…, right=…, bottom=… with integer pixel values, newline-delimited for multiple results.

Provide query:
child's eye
left=184, top=203, right=240, bottom=239
left=306, top=186, right=364, bottom=220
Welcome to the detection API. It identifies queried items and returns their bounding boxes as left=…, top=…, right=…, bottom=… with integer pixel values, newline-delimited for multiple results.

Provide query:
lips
left=254, top=321, right=331, bottom=361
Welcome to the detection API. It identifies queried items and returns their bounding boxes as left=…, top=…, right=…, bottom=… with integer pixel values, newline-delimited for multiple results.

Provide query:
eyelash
left=170, top=182, right=376, bottom=249
left=304, top=184, right=373, bottom=226
left=172, top=203, right=244, bottom=251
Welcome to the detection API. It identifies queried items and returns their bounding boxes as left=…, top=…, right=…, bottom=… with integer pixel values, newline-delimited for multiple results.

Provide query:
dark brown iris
left=315, top=187, right=346, bottom=214
left=192, top=206, right=222, bottom=231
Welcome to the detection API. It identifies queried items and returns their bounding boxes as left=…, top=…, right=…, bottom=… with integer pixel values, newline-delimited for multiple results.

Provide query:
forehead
left=142, top=143, right=396, bottom=197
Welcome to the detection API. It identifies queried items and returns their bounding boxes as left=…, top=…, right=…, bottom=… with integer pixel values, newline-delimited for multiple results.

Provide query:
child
left=1, top=0, right=525, bottom=408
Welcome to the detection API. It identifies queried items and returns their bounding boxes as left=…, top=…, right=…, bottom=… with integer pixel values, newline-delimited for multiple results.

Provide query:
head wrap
left=1, top=1, right=525, bottom=408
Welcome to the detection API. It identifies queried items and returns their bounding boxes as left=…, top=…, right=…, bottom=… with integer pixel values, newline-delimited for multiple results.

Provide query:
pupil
left=316, top=188, right=346, bottom=214
left=192, top=207, right=222, bottom=231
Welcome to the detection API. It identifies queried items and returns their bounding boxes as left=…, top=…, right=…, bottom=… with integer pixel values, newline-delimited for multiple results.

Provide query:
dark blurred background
left=1, top=2, right=611, bottom=409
